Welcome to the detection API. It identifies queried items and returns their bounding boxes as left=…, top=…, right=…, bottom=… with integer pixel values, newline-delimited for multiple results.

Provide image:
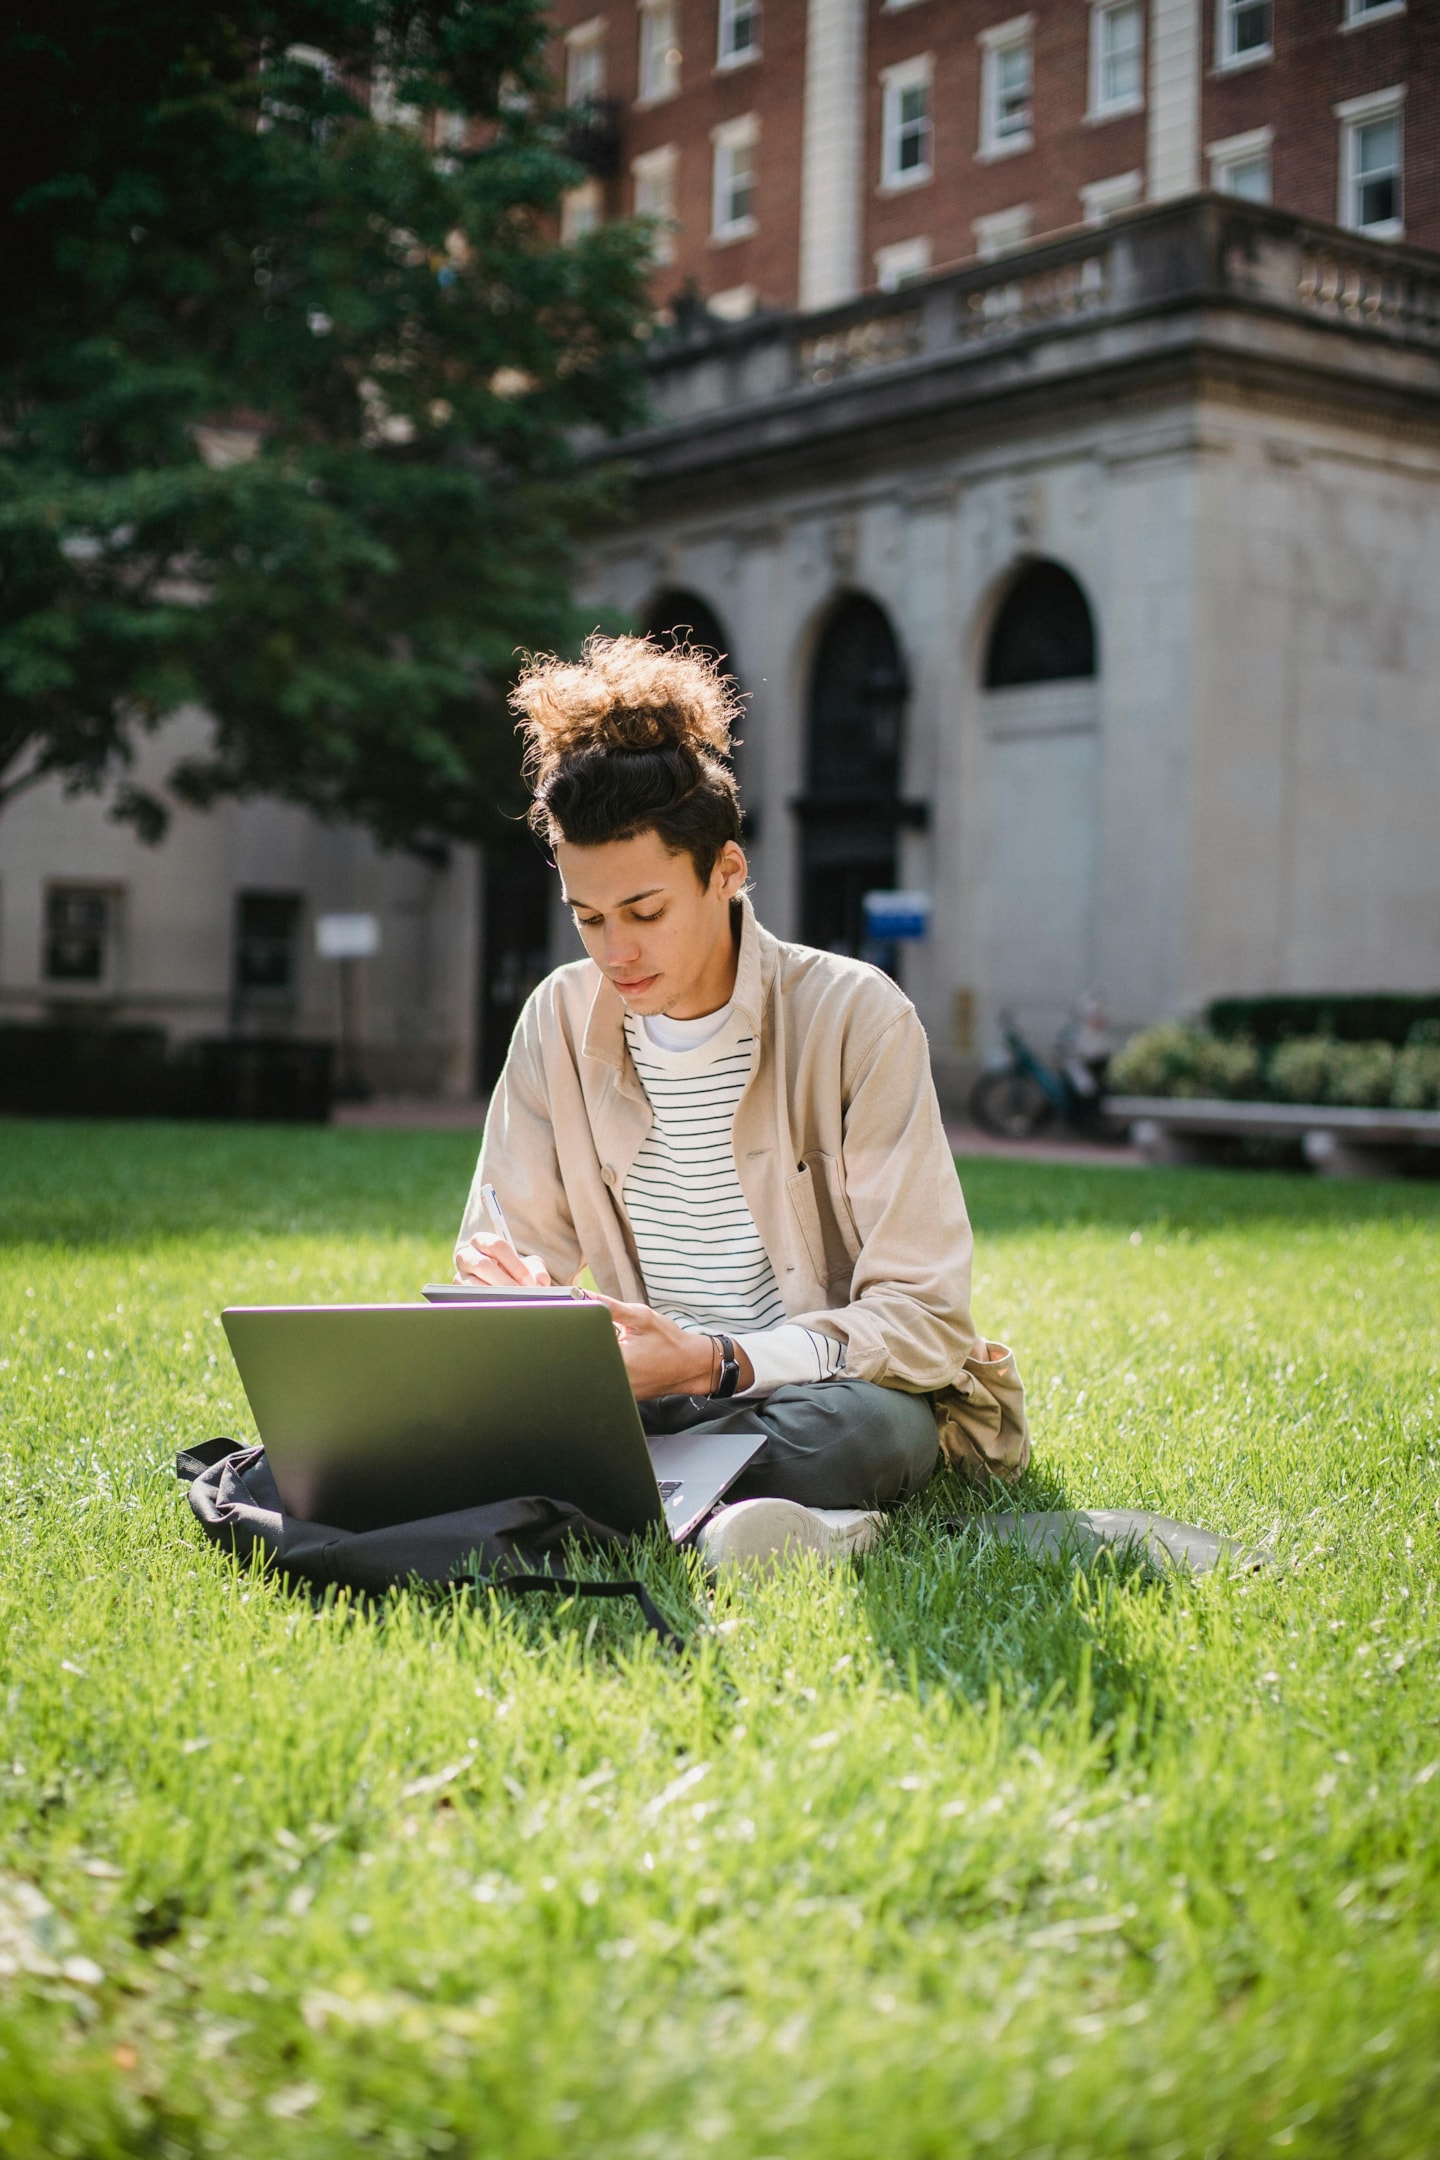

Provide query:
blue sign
left=862, top=890, right=931, bottom=941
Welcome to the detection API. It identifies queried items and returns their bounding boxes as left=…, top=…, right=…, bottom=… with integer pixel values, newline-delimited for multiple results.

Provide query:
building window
left=875, top=235, right=933, bottom=291
left=43, top=887, right=118, bottom=986
left=979, top=17, right=1033, bottom=159
left=638, top=0, right=681, bottom=104
left=1217, top=0, right=1272, bottom=69
left=708, top=282, right=757, bottom=320
left=561, top=178, right=603, bottom=241
left=1338, top=89, right=1404, bottom=237
left=1343, top=0, right=1405, bottom=23
left=1209, top=126, right=1272, bottom=200
left=881, top=56, right=934, bottom=189
left=566, top=17, right=606, bottom=104
left=235, top=893, right=302, bottom=1003
left=717, top=0, right=761, bottom=68
left=973, top=203, right=1032, bottom=259
left=1080, top=169, right=1143, bottom=224
left=712, top=115, right=758, bottom=240
left=632, top=143, right=678, bottom=263
left=984, top=562, right=1097, bottom=687
left=1089, top=0, right=1143, bottom=117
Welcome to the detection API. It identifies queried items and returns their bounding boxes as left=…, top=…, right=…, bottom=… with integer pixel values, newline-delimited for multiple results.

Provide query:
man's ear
left=716, top=841, right=748, bottom=899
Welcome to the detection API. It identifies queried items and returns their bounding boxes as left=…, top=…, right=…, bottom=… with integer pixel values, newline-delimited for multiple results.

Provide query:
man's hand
left=595, top=1297, right=754, bottom=1402
left=455, top=1232, right=552, bottom=1289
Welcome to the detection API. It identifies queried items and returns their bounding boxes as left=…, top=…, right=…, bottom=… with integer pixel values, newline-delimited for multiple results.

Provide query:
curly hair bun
left=511, top=631, right=739, bottom=774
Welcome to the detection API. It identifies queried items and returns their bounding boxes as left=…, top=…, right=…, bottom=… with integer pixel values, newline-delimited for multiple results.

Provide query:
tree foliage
left=0, top=0, right=651, bottom=849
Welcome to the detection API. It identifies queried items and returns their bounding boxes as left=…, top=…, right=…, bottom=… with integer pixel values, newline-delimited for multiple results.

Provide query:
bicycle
left=967, top=1005, right=1110, bottom=1141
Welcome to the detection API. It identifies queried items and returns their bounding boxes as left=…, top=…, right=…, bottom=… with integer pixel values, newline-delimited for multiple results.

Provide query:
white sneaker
left=696, top=1498, right=883, bottom=1574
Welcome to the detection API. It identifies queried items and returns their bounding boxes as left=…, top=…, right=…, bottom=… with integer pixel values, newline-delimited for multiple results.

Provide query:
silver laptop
left=220, top=1300, right=761, bottom=1541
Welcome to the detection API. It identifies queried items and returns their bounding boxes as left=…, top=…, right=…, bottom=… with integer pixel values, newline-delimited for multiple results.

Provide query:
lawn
left=2, top=1120, right=1438, bottom=2158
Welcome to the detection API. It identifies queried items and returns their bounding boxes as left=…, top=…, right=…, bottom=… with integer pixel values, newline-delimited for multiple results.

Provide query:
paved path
left=334, top=1095, right=1143, bottom=1167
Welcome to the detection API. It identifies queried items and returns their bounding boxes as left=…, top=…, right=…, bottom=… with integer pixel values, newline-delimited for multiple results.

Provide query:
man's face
left=555, top=828, right=748, bottom=1019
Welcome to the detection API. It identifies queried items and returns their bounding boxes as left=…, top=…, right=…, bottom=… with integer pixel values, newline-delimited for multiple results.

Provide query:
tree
left=0, top=0, right=650, bottom=851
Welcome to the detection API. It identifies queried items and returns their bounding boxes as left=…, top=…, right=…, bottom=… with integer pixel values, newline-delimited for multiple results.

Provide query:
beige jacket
left=457, top=897, right=1029, bottom=1484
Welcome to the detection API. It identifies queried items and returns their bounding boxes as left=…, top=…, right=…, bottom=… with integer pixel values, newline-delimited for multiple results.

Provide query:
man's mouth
left=614, top=973, right=659, bottom=996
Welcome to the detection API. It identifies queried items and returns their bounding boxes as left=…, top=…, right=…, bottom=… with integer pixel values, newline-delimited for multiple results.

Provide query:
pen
left=479, top=1183, right=515, bottom=1250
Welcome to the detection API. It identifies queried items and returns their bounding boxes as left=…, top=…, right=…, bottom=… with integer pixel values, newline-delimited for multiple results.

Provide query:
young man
left=455, top=635, right=1027, bottom=1567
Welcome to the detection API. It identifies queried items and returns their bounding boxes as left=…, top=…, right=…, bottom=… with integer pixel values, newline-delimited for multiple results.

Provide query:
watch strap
left=710, top=1333, right=741, bottom=1399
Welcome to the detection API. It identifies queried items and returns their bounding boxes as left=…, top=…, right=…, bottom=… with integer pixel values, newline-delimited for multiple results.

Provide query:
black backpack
left=176, top=1438, right=684, bottom=1647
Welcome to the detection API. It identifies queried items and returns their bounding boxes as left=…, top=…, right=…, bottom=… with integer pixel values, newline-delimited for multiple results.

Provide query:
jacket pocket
left=932, top=1342, right=1031, bottom=1487
left=786, top=1160, right=829, bottom=1286
left=788, top=1154, right=859, bottom=1297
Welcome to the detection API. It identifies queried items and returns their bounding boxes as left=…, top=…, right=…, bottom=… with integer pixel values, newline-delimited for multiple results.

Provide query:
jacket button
left=601, top=1166, right=616, bottom=1187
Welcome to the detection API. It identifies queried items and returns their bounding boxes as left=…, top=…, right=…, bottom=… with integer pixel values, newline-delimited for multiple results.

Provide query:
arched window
left=983, top=560, right=1097, bottom=688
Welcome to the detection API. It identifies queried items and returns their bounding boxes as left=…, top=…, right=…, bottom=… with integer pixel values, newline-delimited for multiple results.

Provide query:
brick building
left=552, top=0, right=1438, bottom=314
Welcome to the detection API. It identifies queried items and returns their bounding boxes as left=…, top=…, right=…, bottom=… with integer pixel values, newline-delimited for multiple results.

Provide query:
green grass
left=2, top=1120, right=1439, bottom=2157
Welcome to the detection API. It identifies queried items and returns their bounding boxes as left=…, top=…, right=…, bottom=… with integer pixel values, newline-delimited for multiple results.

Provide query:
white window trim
left=716, top=0, right=762, bottom=70
left=883, top=0, right=929, bottom=11
left=880, top=53, right=934, bottom=192
left=978, top=15, right=1034, bottom=162
left=711, top=113, right=759, bottom=242
left=632, top=143, right=679, bottom=263
left=1087, top=0, right=1144, bottom=122
left=1080, top=169, right=1143, bottom=225
left=708, top=282, right=757, bottom=321
left=560, top=177, right=603, bottom=244
left=1215, top=0, right=1273, bottom=74
left=565, top=17, right=606, bottom=104
left=636, top=0, right=681, bottom=107
left=1207, top=123, right=1272, bottom=195
left=875, top=235, right=933, bottom=291
left=1336, top=85, right=1405, bottom=239
left=1341, top=0, right=1405, bottom=27
left=973, top=203, right=1032, bottom=260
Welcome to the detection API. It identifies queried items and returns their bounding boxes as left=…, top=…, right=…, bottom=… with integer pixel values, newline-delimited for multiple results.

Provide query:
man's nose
left=603, top=923, right=640, bottom=968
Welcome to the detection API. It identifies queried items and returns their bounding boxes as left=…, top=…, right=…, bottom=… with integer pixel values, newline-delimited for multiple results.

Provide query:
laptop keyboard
left=658, top=1479, right=682, bottom=1501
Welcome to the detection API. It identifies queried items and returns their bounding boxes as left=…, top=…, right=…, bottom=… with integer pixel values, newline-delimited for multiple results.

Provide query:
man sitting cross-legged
left=455, top=634, right=1028, bottom=1568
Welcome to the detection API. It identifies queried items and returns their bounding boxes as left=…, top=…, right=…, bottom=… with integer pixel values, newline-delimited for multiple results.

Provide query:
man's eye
left=633, top=910, right=664, bottom=924
left=578, top=915, right=604, bottom=930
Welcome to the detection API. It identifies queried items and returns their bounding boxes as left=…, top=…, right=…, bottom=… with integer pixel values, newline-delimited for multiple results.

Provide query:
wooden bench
left=1103, top=1096, right=1440, bottom=1178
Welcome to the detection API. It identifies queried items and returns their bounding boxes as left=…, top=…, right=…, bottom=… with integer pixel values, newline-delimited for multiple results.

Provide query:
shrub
left=1109, top=1023, right=1259, bottom=1100
left=1266, top=1036, right=1333, bottom=1106
left=1393, top=1023, right=1440, bottom=1110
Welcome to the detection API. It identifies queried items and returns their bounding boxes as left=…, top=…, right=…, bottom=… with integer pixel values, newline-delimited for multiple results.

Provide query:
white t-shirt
left=622, top=1000, right=844, bottom=1396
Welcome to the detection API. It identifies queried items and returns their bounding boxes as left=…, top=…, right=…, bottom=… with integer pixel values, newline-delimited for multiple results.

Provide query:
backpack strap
left=486, top=1572, right=686, bottom=1653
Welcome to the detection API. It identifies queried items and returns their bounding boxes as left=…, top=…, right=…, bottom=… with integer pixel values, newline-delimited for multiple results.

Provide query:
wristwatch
left=709, top=1333, right=741, bottom=1399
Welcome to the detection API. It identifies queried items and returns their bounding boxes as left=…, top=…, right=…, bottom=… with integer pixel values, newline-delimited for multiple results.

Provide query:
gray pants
left=641, top=1378, right=940, bottom=1510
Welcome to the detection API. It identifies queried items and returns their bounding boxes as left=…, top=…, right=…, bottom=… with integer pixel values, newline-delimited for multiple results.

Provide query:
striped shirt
left=622, top=1003, right=844, bottom=1396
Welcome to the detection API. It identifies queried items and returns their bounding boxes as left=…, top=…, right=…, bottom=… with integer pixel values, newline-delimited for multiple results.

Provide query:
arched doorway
left=978, top=559, right=1101, bottom=1039
left=799, top=595, right=913, bottom=959
left=643, top=589, right=732, bottom=668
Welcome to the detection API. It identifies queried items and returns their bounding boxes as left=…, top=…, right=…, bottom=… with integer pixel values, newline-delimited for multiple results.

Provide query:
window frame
left=637, top=0, right=681, bottom=106
left=1341, top=0, right=1405, bottom=27
left=1079, top=169, right=1143, bottom=225
left=1207, top=124, right=1272, bottom=200
left=717, top=0, right=762, bottom=70
left=1088, top=0, right=1144, bottom=120
left=560, top=177, right=603, bottom=242
left=1336, top=86, right=1404, bottom=239
left=632, top=142, right=679, bottom=263
left=973, top=203, right=1032, bottom=260
left=1215, top=0, right=1273, bottom=73
left=42, top=884, right=121, bottom=992
left=233, top=891, right=304, bottom=1007
left=565, top=17, right=606, bottom=105
left=978, top=15, right=1034, bottom=162
left=711, top=113, right=759, bottom=242
left=880, top=53, right=935, bottom=192
left=875, top=235, right=933, bottom=291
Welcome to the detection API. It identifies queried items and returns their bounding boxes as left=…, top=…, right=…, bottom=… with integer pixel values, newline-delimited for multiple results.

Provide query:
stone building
left=571, top=194, right=1440, bottom=1098
left=3, top=2, right=1437, bottom=1099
